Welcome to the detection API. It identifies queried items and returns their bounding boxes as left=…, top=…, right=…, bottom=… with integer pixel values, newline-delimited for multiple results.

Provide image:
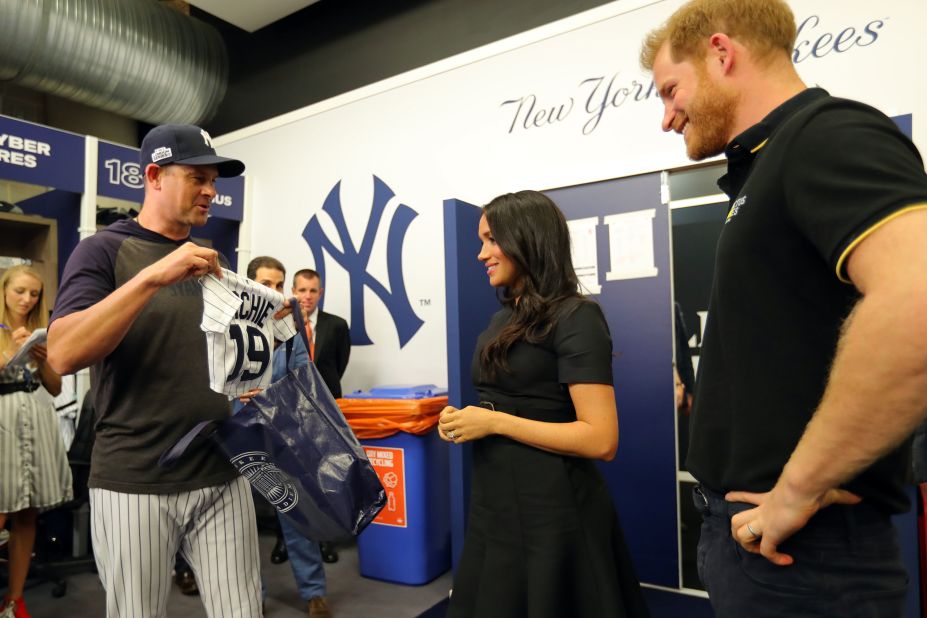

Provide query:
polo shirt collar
left=718, top=87, right=829, bottom=198
left=725, top=87, right=829, bottom=161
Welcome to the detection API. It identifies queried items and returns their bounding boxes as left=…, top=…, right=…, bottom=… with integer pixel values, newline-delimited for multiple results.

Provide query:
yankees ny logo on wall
left=302, top=175, right=424, bottom=347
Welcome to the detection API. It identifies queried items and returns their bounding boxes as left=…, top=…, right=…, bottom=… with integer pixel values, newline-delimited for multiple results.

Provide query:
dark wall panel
left=546, top=173, right=678, bottom=587
left=200, top=0, right=616, bottom=135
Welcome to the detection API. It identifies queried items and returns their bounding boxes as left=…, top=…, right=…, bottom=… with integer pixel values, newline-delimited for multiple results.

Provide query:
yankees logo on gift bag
left=160, top=298, right=385, bottom=541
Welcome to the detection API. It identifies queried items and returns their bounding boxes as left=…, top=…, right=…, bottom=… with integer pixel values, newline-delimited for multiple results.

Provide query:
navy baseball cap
left=140, top=124, right=245, bottom=177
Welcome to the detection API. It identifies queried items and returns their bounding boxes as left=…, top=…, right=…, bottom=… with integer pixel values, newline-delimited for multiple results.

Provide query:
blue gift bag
left=161, top=300, right=385, bottom=540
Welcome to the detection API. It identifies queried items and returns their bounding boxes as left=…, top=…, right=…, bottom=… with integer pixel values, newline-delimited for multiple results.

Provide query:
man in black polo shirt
left=641, top=1, right=927, bottom=616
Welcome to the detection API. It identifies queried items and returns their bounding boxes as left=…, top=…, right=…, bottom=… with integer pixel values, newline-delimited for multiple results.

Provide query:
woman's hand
left=1, top=327, right=28, bottom=365
left=11, top=326, right=30, bottom=350
left=445, top=385, right=618, bottom=460
left=438, top=405, right=497, bottom=443
left=29, top=344, right=48, bottom=364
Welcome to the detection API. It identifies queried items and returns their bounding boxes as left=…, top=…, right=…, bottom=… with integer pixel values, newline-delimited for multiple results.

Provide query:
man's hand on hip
left=726, top=483, right=861, bottom=566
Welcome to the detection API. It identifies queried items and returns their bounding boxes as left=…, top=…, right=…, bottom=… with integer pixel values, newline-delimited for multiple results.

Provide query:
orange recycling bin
left=338, top=386, right=451, bottom=585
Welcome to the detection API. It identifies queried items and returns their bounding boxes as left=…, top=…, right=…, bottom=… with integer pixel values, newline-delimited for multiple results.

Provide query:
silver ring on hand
left=746, top=523, right=760, bottom=539
left=447, top=430, right=456, bottom=440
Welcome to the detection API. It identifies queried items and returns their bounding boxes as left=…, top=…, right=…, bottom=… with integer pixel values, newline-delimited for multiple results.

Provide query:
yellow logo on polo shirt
left=726, top=195, right=747, bottom=223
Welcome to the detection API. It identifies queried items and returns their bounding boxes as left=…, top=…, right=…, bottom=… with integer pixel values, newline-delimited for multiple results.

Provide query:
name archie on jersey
left=237, top=290, right=274, bottom=327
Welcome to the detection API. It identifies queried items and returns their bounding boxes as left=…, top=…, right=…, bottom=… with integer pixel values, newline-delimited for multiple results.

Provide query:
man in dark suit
left=292, top=269, right=351, bottom=398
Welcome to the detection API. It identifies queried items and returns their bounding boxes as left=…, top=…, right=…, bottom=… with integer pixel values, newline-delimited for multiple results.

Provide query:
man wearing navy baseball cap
left=48, top=124, right=262, bottom=616
left=131, top=123, right=245, bottom=235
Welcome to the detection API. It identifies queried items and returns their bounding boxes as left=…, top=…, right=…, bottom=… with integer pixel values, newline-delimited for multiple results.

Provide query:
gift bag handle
left=158, top=420, right=217, bottom=468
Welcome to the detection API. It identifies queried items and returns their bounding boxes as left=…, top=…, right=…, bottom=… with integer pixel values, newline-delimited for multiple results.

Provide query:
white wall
left=215, top=0, right=927, bottom=393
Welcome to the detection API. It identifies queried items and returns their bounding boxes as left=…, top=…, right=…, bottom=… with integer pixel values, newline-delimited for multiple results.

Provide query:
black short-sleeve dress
left=447, top=300, right=650, bottom=618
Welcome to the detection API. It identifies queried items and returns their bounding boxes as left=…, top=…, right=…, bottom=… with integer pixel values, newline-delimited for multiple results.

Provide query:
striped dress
left=0, top=364, right=73, bottom=512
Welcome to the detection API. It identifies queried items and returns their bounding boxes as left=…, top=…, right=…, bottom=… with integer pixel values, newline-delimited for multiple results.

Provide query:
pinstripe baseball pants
left=89, top=476, right=262, bottom=618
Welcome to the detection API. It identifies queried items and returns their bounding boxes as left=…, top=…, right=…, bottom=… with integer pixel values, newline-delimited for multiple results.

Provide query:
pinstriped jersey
left=201, top=268, right=297, bottom=398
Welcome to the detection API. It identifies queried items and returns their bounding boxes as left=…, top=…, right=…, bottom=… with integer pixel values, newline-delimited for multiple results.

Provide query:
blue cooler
left=346, top=385, right=451, bottom=585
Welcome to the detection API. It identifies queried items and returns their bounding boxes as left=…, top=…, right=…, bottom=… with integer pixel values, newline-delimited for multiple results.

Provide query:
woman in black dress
left=439, top=190, right=650, bottom=617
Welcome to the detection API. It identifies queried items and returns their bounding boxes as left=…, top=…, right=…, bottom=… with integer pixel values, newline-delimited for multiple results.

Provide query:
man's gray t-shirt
left=52, top=219, right=236, bottom=493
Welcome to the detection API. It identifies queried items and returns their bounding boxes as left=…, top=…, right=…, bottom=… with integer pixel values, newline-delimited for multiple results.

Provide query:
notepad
left=6, top=328, right=47, bottom=368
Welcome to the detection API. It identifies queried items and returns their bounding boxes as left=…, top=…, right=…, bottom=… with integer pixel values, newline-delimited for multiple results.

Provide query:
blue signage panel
left=546, top=174, right=678, bottom=588
left=211, top=175, right=244, bottom=221
left=97, top=141, right=144, bottom=202
left=443, top=198, right=499, bottom=571
left=892, top=113, right=912, bottom=138
left=97, top=140, right=244, bottom=221
left=0, top=114, right=84, bottom=192
left=889, top=113, right=920, bottom=618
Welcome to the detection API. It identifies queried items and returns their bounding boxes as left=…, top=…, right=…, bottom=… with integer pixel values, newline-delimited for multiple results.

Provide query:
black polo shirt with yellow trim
left=687, top=87, right=927, bottom=513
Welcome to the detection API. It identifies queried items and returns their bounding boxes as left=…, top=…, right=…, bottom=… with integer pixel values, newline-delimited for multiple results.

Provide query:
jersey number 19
left=227, top=323, right=271, bottom=382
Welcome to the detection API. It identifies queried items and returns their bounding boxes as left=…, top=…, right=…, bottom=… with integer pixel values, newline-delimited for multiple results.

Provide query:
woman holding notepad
left=0, top=265, right=72, bottom=618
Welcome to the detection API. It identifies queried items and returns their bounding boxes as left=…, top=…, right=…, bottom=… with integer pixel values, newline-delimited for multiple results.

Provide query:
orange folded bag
left=337, top=396, right=449, bottom=439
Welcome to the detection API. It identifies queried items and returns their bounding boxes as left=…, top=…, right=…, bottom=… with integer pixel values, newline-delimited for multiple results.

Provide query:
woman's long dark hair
left=480, top=190, right=584, bottom=378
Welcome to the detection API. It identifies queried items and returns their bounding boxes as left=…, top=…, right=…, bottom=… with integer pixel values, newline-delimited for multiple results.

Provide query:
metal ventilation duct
left=0, top=0, right=228, bottom=125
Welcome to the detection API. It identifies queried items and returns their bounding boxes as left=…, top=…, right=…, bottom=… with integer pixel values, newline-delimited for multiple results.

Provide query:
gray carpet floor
left=18, top=532, right=452, bottom=617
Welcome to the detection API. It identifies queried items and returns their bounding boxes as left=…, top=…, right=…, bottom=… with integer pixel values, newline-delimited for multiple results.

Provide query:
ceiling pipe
left=0, top=0, right=228, bottom=125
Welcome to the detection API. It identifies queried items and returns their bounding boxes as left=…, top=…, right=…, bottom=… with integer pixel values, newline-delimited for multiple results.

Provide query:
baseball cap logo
left=151, top=146, right=173, bottom=162
left=200, top=129, right=213, bottom=148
